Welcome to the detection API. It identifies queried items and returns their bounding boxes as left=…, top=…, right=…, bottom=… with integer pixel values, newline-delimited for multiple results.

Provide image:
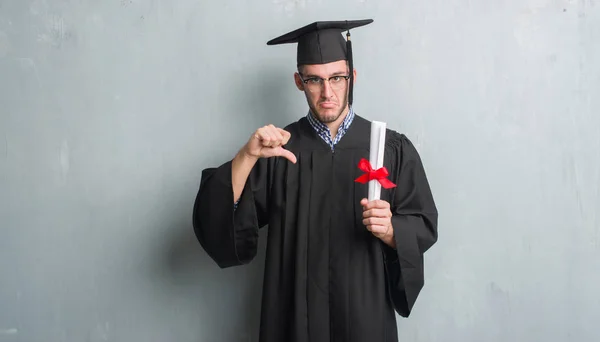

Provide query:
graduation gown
left=192, top=114, right=438, bottom=342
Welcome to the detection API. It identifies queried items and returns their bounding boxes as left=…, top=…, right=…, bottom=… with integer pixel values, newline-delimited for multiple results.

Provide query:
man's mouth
left=319, top=102, right=337, bottom=109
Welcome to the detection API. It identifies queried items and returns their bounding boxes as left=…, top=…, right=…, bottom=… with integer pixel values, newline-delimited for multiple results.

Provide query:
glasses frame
left=297, top=73, right=351, bottom=93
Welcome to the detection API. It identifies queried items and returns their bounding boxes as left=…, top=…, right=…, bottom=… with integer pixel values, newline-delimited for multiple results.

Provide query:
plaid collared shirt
left=306, top=107, right=355, bottom=151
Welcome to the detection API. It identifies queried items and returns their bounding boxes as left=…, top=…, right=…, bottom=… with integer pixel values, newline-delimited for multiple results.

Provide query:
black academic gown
left=192, top=114, right=438, bottom=342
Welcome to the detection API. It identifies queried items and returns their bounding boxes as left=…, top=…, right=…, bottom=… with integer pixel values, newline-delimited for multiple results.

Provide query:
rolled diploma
left=368, top=121, right=387, bottom=201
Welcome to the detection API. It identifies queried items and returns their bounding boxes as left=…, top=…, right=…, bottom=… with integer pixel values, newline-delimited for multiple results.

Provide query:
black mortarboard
left=267, top=19, right=374, bottom=105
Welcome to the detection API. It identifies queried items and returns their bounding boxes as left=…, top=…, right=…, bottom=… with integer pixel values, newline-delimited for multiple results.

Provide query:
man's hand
left=361, top=198, right=396, bottom=248
left=243, top=124, right=297, bottom=164
left=231, top=125, right=297, bottom=203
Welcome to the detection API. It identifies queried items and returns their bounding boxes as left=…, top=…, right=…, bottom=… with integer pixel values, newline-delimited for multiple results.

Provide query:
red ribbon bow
left=354, top=158, right=397, bottom=189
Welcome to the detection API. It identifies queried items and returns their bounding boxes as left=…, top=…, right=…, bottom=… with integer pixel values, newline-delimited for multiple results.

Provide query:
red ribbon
left=354, top=158, right=397, bottom=189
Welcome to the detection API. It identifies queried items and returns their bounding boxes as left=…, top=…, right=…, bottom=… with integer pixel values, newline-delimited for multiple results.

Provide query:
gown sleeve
left=383, top=132, right=439, bottom=317
left=192, top=157, right=273, bottom=269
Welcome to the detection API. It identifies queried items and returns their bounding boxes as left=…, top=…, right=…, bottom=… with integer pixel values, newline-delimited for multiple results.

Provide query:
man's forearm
left=231, top=150, right=259, bottom=203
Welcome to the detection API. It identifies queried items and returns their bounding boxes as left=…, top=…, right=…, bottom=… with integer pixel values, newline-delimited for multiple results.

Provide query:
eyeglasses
left=298, top=74, right=350, bottom=93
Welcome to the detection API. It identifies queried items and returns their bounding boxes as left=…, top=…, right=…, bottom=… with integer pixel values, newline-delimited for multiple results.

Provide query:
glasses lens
left=330, top=77, right=347, bottom=90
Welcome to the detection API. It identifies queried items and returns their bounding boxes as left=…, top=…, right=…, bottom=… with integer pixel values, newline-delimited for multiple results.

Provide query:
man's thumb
left=281, top=149, right=297, bottom=164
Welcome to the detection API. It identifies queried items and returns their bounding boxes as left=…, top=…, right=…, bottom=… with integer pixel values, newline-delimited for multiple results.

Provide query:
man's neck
left=325, top=106, right=350, bottom=139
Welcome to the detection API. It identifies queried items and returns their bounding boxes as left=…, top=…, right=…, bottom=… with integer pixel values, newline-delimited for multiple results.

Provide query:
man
left=192, top=19, right=438, bottom=342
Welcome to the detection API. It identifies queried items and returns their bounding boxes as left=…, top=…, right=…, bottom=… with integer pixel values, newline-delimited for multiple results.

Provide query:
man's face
left=294, top=60, right=355, bottom=124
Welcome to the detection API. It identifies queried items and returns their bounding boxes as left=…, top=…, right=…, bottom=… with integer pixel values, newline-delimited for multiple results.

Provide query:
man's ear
left=294, top=72, right=304, bottom=91
left=352, top=68, right=357, bottom=85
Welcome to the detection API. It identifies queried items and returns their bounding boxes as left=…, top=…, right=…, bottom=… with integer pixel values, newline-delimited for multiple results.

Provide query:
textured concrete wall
left=1, top=1, right=599, bottom=341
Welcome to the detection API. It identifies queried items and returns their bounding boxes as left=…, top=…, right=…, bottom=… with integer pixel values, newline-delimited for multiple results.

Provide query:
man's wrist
left=234, top=148, right=259, bottom=167
left=382, top=225, right=396, bottom=249
left=239, top=147, right=259, bottom=163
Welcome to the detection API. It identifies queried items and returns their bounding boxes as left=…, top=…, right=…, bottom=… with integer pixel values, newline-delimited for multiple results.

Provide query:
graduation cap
left=266, top=19, right=374, bottom=105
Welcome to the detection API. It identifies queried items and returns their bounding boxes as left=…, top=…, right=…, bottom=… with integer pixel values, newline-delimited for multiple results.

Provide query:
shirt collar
left=306, top=106, right=355, bottom=146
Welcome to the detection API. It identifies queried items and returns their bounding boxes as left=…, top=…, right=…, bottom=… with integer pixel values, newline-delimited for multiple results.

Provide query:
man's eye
left=307, top=78, right=321, bottom=84
left=331, top=76, right=342, bottom=82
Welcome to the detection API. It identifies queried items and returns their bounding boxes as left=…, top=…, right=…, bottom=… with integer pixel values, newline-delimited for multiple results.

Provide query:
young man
left=192, top=19, right=438, bottom=342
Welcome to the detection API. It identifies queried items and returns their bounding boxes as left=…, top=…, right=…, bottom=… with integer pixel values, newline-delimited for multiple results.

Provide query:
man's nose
left=320, top=80, right=333, bottom=98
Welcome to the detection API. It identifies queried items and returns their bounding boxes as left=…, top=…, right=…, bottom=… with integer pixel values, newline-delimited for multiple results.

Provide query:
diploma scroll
left=368, top=121, right=387, bottom=201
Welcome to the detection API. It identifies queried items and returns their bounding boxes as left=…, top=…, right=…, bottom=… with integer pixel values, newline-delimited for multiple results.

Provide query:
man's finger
left=257, top=127, right=274, bottom=146
left=360, top=198, right=369, bottom=208
left=370, top=199, right=390, bottom=209
left=262, top=126, right=279, bottom=147
left=362, top=208, right=390, bottom=219
left=363, top=217, right=389, bottom=226
left=366, top=224, right=387, bottom=235
left=279, top=129, right=292, bottom=145
left=366, top=224, right=387, bottom=234
left=378, top=199, right=391, bottom=209
left=370, top=225, right=389, bottom=236
left=268, top=125, right=283, bottom=147
left=362, top=199, right=390, bottom=210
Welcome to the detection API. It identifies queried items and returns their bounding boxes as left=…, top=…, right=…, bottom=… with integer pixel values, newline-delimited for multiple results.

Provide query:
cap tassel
left=346, top=30, right=354, bottom=106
